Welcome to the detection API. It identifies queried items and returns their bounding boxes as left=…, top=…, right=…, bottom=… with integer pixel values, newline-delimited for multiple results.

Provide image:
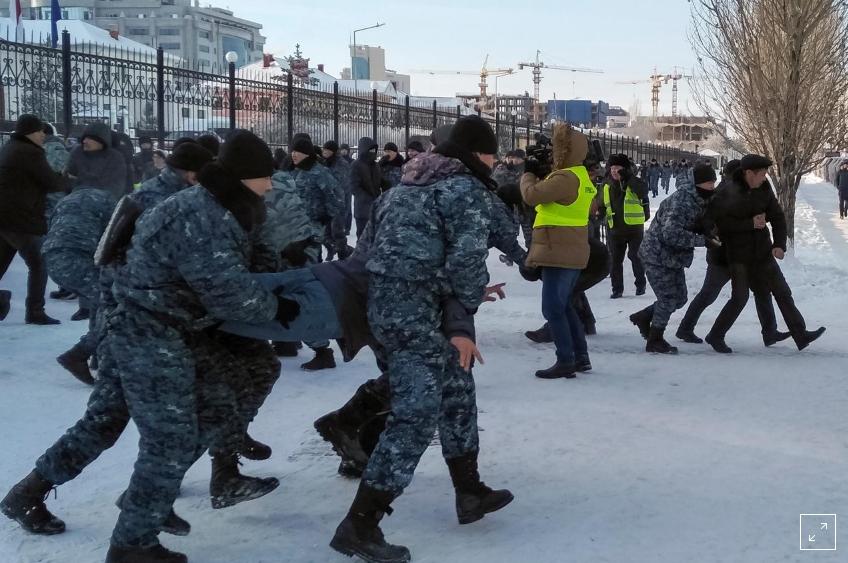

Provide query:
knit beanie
left=219, top=129, right=275, bottom=179
left=197, top=134, right=220, bottom=157
left=384, top=142, right=399, bottom=153
left=323, top=140, right=339, bottom=153
left=407, top=140, right=425, bottom=153
left=291, top=135, right=315, bottom=156
left=15, top=114, right=44, bottom=136
left=167, top=143, right=214, bottom=172
left=693, top=164, right=717, bottom=185
left=447, top=116, right=498, bottom=155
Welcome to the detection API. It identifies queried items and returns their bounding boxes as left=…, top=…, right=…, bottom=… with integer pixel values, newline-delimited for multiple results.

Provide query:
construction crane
left=410, top=54, right=513, bottom=101
left=666, top=66, right=693, bottom=118
left=517, top=50, right=604, bottom=104
left=615, top=69, right=667, bottom=120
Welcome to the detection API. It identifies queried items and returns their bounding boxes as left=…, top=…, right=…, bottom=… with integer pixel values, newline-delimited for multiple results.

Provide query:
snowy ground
left=1, top=177, right=847, bottom=563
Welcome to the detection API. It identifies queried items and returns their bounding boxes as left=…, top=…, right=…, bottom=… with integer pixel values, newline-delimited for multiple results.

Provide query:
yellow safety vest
left=533, top=166, right=597, bottom=228
left=603, top=182, right=646, bottom=228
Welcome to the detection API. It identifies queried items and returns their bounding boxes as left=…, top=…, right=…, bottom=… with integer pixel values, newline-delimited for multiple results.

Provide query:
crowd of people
left=0, top=111, right=828, bottom=563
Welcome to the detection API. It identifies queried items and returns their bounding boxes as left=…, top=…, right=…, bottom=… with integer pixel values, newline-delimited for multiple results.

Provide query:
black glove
left=280, top=238, right=313, bottom=267
left=274, top=295, right=300, bottom=329
left=524, top=158, right=543, bottom=178
left=519, top=264, right=542, bottom=282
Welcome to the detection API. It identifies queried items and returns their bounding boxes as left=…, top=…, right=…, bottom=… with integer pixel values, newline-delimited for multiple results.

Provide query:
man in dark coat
left=111, top=129, right=136, bottom=192
left=350, top=137, right=381, bottom=237
left=705, top=154, right=826, bottom=353
left=836, top=161, right=848, bottom=219
left=0, top=114, right=62, bottom=325
left=379, top=142, right=405, bottom=189
left=67, top=123, right=131, bottom=200
left=130, top=136, right=154, bottom=185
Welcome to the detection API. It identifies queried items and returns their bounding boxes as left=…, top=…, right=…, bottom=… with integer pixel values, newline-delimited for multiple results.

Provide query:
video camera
left=525, top=133, right=552, bottom=164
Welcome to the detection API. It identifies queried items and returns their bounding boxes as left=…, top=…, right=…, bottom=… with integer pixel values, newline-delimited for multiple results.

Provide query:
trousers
left=0, top=230, right=47, bottom=312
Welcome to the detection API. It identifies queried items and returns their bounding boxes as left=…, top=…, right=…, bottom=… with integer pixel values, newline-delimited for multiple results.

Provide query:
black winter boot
left=629, top=306, right=654, bottom=340
left=301, top=347, right=336, bottom=371
left=446, top=452, right=514, bottom=525
left=794, top=327, right=826, bottom=351
left=636, top=286, right=647, bottom=296
left=49, top=288, right=76, bottom=300
left=105, top=544, right=187, bottom=563
left=675, top=328, right=704, bottom=344
left=535, top=361, right=576, bottom=379
left=116, top=492, right=190, bottom=536
left=0, top=470, right=65, bottom=535
left=209, top=454, right=279, bottom=509
left=57, top=345, right=95, bottom=385
left=338, top=459, right=366, bottom=478
left=70, top=307, right=90, bottom=321
left=524, top=323, right=553, bottom=343
left=314, top=382, right=388, bottom=466
left=705, top=332, right=732, bottom=354
left=240, top=432, right=272, bottom=461
left=0, top=289, right=10, bottom=321
left=25, top=309, right=60, bottom=325
left=330, top=483, right=411, bottom=563
left=272, top=341, right=300, bottom=357
left=763, top=330, right=791, bottom=347
left=646, top=327, right=678, bottom=354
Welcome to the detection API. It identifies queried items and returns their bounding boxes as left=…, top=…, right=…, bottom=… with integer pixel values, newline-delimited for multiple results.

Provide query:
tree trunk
left=774, top=172, right=802, bottom=245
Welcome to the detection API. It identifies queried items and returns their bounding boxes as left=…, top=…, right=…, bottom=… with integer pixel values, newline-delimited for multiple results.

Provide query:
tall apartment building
left=11, top=1, right=265, bottom=69
left=343, top=44, right=411, bottom=94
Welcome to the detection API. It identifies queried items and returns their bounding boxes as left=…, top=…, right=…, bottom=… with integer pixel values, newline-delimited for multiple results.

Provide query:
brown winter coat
left=520, top=124, right=590, bottom=269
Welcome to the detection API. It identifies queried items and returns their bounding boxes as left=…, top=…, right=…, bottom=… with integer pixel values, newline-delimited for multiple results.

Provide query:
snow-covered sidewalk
left=1, top=178, right=846, bottom=562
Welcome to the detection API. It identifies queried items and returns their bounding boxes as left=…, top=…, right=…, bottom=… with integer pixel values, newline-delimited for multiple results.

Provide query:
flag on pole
left=8, top=0, right=22, bottom=40
left=50, top=0, right=61, bottom=48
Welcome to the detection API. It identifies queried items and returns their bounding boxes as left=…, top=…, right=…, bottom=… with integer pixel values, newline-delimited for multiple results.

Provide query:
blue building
left=546, top=99, right=605, bottom=127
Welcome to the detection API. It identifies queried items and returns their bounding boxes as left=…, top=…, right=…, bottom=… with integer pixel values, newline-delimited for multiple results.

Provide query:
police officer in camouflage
left=629, top=164, right=719, bottom=354
left=329, top=117, right=513, bottom=563
left=103, top=130, right=298, bottom=563
left=321, top=140, right=353, bottom=259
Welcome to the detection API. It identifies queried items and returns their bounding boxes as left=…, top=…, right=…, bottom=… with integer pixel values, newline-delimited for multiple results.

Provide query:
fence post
left=333, top=82, right=340, bottom=142
left=495, top=110, right=500, bottom=146
left=526, top=115, right=531, bottom=146
left=228, top=60, right=236, bottom=132
left=511, top=113, right=516, bottom=150
left=61, top=31, right=72, bottom=139
left=456, top=105, right=461, bottom=119
left=432, top=100, right=437, bottom=131
left=155, top=47, right=165, bottom=148
left=372, top=89, right=378, bottom=143
left=286, top=73, right=293, bottom=145
left=404, top=95, right=410, bottom=151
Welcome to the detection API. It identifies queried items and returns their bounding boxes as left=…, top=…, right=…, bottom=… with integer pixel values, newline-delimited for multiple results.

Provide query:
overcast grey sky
left=206, top=0, right=699, bottom=116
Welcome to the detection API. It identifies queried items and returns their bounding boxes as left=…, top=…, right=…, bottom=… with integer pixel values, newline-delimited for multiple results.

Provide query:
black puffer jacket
left=711, top=174, right=787, bottom=264
left=350, top=137, right=381, bottom=220
left=67, top=123, right=131, bottom=200
left=0, top=133, right=61, bottom=235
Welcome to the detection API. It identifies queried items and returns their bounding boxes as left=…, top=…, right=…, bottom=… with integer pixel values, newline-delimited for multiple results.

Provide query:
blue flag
left=50, top=0, right=61, bottom=48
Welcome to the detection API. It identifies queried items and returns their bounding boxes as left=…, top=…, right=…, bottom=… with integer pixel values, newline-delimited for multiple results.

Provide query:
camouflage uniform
left=325, top=155, right=353, bottom=242
left=108, top=185, right=278, bottom=549
left=127, top=166, right=186, bottom=211
left=42, top=188, right=116, bottom=355
left=42, top=135, right=69, bottom=220
left=639, top=179, right=709, bottom=328
left=264, top=171, right=324, bottom=266
left=278, top=163, right=344, bottom=249
left=362, top=152, right=491, bottom=494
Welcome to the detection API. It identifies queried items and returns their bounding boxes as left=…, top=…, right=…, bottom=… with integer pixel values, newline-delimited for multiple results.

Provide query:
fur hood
left=552, top=123, right=588, bottom=170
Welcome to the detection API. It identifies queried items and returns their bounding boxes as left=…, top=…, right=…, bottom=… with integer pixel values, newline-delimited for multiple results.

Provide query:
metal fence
left=1, top=31, right=701, bottom=163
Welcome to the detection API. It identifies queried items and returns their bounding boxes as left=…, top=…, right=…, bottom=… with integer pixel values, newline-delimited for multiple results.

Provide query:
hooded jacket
left=520, top=124, right=590, bottom=269
left=67, top=123, right=131, bottom=200
left=0, top=133, right=62, bottom=235
left=350, top=137, right=382, bottom=220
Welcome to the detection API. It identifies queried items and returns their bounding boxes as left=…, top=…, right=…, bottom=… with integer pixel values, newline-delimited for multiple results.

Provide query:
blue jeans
left=541, top=267, right=588, bottom=364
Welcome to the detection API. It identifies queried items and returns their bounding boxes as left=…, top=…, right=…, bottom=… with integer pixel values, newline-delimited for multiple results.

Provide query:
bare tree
left=689, top=0, right=848, bottom=240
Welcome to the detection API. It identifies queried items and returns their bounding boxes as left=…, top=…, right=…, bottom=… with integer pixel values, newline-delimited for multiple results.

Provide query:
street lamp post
left=225, top=51, right=238, bottom=132
left=352, top=22, right=385, bottom=94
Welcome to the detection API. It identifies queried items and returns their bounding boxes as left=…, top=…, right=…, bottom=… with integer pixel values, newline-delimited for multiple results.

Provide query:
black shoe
left=25, top=310, right=60, bottom=325
left=0, top=290, right=10, bottom=321
left=115, top=492, right=190, bottom=536
left=338, top=458, right=365, bottom=479
left=795, top=327, right=826, bottom=351
left=535, top=361, right=577, bottom=379
left=272, top=341, right=300, bottom=357
left=524, top=323, right=553, bottom=343
left=209, top=455, right=279, bottom=509
left=240, top=432, right=272, bottom=461
left=446, top=453, right=514, bottom=525
left=49, top=288, right=76, bottom=301
left=1, top=471, right=65, bottom=535
left=330, top=484, right=411, bottom=563
left=57, top=349, right=95, bottom=385
left=705, top=333, right=732, bottom=354
left=636, top=286, right=646, bottom=296
left=675, top=328, right=703, bottom=344
left=629, top=307, right=653, bottom=340
left=301, top=347, right=336, bottom=371
left=610, top=291, right=623, bottom=299
left=763, top=331, right=791, bottom=347
left=575, top=357, right=592, bottom=372
left=105, top=544, right=187, bottom=563
left=70, top=307, right=90, bottom=321
left=583, top=322, right=597, bottom=336
left=315, top=411, right=370, bottom=466
left=646, top=327, right=678, bottom=354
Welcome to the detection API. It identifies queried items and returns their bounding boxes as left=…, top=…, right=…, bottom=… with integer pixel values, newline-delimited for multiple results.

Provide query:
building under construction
left=634, top=115, right=724, bottom=149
